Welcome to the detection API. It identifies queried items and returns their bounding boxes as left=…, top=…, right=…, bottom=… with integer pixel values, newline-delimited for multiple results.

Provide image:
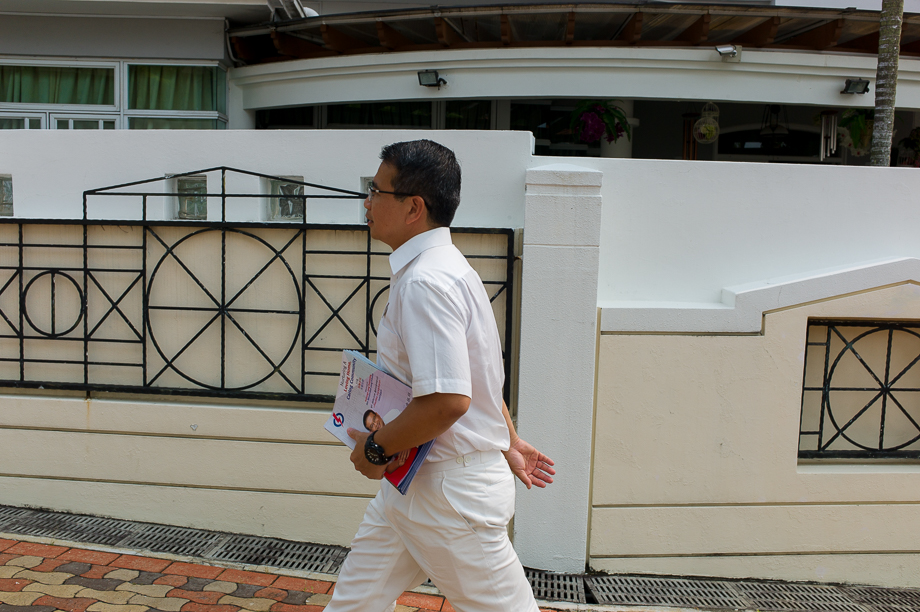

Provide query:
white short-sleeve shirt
left=376, top=227, right=510, bottom=462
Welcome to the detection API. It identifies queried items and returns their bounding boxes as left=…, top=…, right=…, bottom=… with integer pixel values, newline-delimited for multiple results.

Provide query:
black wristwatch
left=364, top=431, right=393, bottom=466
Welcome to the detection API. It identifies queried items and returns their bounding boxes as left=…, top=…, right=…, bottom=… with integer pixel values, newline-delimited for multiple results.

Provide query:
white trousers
left=325, top=450, right=540, bottom=612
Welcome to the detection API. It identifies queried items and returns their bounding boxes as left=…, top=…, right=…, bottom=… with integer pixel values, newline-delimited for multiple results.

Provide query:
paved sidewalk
left=0, top=537, right=581, bottom=612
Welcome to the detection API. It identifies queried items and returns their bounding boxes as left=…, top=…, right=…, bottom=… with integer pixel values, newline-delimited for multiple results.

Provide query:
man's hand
left=347, top=428, right=388, bottom=480
left=503, top=437, right=555, bottom=490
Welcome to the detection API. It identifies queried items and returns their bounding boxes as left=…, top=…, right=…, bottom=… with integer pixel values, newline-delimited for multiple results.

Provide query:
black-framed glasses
left=366, top=183, right=415, bottom=201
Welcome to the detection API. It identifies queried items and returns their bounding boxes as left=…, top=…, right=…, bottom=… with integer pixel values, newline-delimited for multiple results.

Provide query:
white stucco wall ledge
left=600, top=257, right=920, bottom=334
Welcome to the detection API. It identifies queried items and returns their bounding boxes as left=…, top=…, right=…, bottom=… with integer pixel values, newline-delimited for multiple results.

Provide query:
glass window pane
left=0, top=65, right=115, bottom=105
left=28, top=118, right=41, bottom=129
left=0, top=118, right=25, bottom=129
left=128, top=65, right=222, bottom=112
left=269, top=178, right=304, bottom=221
left=73, top=120, right=100, bottom=130
left=0, top=176, right=13, bottom=217
left=103, top=120, right=115, bottom=130
left=255, top=106, right=314, bottom=129
left=177, top=176, right=207, bottom=220
left=216, top=68, right=227, bottom=115
left=446, top=100, right=491, bottom=130
left=129, top=117, right=219, bottom=130
left=57, top=119, right=69, bottom=129
left=327, top=102, right=432, bottom=128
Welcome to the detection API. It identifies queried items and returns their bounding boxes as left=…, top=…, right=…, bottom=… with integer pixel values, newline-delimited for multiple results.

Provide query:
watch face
left=365, top=434, right=389, bottom=465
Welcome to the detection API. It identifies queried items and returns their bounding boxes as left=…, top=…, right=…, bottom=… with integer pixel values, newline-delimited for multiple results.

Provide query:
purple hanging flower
left=579, top=111, right=606, bottom=144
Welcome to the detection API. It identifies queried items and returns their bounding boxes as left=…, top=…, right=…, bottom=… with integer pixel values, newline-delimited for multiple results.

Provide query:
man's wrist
left=364, top=431, right=392, bottom=465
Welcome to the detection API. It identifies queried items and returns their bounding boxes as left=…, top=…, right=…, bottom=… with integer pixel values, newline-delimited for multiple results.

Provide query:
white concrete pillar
left=513, top=163, right=602, bottom=574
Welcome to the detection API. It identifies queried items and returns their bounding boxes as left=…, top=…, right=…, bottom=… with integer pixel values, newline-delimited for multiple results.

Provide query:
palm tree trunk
left=869, top=0, right=904, bottom=166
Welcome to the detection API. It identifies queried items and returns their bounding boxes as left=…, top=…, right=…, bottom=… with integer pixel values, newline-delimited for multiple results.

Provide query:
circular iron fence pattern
left=825, top=326, right=920, bottom=452
left=21, top=270, right=85, bottom=338
left=146, top=228, right=302, bottom=392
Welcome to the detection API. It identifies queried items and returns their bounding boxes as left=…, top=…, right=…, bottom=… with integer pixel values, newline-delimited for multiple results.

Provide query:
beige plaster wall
left=590, top=283, right=920, bottom=587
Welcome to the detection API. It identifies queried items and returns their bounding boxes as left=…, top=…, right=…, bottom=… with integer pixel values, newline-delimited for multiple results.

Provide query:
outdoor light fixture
left=841, top=78, right=870, bottom=94
left=418, top=70, right=447, bottom=89
left=715, top=44, right=741, bottom=63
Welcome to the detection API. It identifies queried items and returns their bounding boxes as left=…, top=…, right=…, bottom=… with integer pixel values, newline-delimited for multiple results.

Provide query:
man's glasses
left=366, top=184, right=415, bottom=201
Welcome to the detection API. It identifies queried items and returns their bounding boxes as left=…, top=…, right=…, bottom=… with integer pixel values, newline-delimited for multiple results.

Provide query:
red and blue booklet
left=323, top=350, right=434, bottom=494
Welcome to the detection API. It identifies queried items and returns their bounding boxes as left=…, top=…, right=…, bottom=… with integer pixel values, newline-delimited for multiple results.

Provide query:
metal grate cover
left=586, top=575, right=750, bottom=608
left=847, top=587, right=920, bottom=611
left=736, top=581, right=869, bottom=612
left=2, top=512, right=138, bottom=547
left=120, top=524, right=224, bottom=557
left=207, top=535, right=347, bottom=574
left=526, top=568, right=586, bottom=603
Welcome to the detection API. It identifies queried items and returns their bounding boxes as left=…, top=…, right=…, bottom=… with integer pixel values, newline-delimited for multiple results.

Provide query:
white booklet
left=323, top=349, right=433, bottom=494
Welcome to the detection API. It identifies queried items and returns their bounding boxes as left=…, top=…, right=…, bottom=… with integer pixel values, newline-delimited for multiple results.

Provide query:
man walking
left=326, top=140, right=554, bottom=612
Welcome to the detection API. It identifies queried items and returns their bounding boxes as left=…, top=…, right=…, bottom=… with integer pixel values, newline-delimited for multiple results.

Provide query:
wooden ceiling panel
left=706, top=15, right=768, bottom=44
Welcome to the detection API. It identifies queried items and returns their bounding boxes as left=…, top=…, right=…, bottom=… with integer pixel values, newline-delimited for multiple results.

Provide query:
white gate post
left=514, top=163, right=603, bottom=573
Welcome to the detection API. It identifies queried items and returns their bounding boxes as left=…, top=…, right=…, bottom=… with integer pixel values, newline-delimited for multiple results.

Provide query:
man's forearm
left=501, top=400, right=520, bottom=446
left=373, top=392, right=470, bottom=455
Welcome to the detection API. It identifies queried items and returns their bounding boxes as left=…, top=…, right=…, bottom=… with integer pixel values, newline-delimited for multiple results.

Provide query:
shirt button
left=464, top=456, right=472, bottom=464
left=456, top=457, right=463, bottom=464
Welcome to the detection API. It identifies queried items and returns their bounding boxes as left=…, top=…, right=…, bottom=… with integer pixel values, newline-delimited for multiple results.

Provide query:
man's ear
left=404, top=195, right=429, bottom=226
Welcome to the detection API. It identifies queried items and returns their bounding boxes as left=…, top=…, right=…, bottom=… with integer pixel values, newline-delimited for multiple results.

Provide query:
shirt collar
left=388, top=227, right=452, bottom=275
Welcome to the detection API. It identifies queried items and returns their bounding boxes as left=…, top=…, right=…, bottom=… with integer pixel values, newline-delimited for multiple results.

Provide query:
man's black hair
left=379, top=140, right=461, bottom=227
left=363, top=409, right=378, bottom=431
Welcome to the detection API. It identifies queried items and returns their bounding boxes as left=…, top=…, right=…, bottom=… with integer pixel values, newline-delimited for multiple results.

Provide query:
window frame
left=0, top=58, right=120, bottom=112
left=123, top=61, right=229, bottom=127
left=50, top=114, right=120, bottom=130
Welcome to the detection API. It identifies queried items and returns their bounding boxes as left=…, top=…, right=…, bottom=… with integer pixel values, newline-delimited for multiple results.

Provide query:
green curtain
left=129, top=117, right=223, bottom=130
left=129, top=66, right=224, bottom=113
left=0, top=66, right=114, bottom=105
left=0, top=118, right=25, bottom=130
left=327, top=102, right=432, bottom=128
left=445, top=100, right=491, bottom=130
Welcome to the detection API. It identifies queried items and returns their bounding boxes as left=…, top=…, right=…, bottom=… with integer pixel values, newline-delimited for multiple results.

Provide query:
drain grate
left=586, top=575, right=751, bottom=609
left=526, top=569, right=586, bottom=603
left=3, top=512, right=138, bottom=547
left=120, top=524, right=228, bottom=558
left=736, top=582, right=869, bottom=612
left=0, top=506, right=31, bottom=527
left=206, top=535, right=348, bottom=574
left=846, top=587, right=920, bottom=612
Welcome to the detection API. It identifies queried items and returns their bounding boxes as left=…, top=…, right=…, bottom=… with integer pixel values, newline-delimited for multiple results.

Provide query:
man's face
left=364, top=162, right=410, bottom=249
left=364, top=410, right=383, bottom=432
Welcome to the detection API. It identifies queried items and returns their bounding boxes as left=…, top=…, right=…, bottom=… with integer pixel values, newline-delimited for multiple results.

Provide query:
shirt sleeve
left=396, top=279, right=472, bottom=398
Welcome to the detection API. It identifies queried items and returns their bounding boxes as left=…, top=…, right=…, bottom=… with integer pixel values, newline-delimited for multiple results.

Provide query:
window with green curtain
left=326, top=102, right=432, bottom=128
left=129, top=117, right=224, bottom=130
left=129, top=65, right=226, bottom=114
left=445, top=100, right=491, bottom=130
left=0, top=66, right=114, bottom=105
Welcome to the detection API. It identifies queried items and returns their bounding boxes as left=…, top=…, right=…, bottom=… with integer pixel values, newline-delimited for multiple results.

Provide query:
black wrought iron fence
left=0, top=168, right=515, bottom=403
left=799, top=319, right=920, bottom=459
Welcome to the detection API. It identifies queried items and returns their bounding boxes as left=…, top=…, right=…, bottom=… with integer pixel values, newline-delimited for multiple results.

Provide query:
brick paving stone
left=166, top=590, right=224, bottom=605
left=0, top=540, right=17, bottom=552
left=252, top=588, right=286, bottom=602
left=0, top=605, right=56, bottom=612
left=152, top=577, right=186, bottom=588
left=110, top=557, right=170, bottom=574
left=7, top=556, right=41, bottom=568
left=115, top=584, right=174, bottom=599
left=33, top=559, right=71, bottom=573
left=441, top=600, right=455, bottom=612
left=22, top=583, right=85, bottom=598
left=56, top=564, right=93, bottom=577
left=0, top=590, right=42, bottom=605
left=127, top=595, right=187, bottom=612
left=268, top=604, right=324, bottom=612
left=80, top=567, right=113, bottom=580
left=5, top=543, right=68, bottom=559
left=177, top=579, right=213, bottom=593
left=217, top=596, right=275, bottom=612
left=73, top=588, right=135, bottom=605
left=30, top=596, right=97, bottom=612
left=85, top=603, right=150, bottom=612
left=0, top=569, right=22, bottom=580
left=0, top=555, right=17, bottom=565
left=393, top=606, right=417, bottom=612
left=214, top=570, right=274, bottom=588
left=65, top=577, right=124, bottom=591
left=396, top=593, right=445, bottom=610
left=58, top=551, right=120, bottom=567
left=104, top=570, right=139, bottom=582
left=278, top=592, right=307, bottom=607
left=162, top=564, right=222, bottom=581
left=303, top=595, right=330, bottom=607
left=180, top=603, right=241, bottom=612
left=0, top=578, right=30, bottom=592
left=270, top=579, right=330, bottom=595
left=129, top=573, right=163, bottom=587
left=227, top=586, right=260, bottom=599
left=12, top=570, right=72, bottom=586
left=201, top=583, right=235, bottom=595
